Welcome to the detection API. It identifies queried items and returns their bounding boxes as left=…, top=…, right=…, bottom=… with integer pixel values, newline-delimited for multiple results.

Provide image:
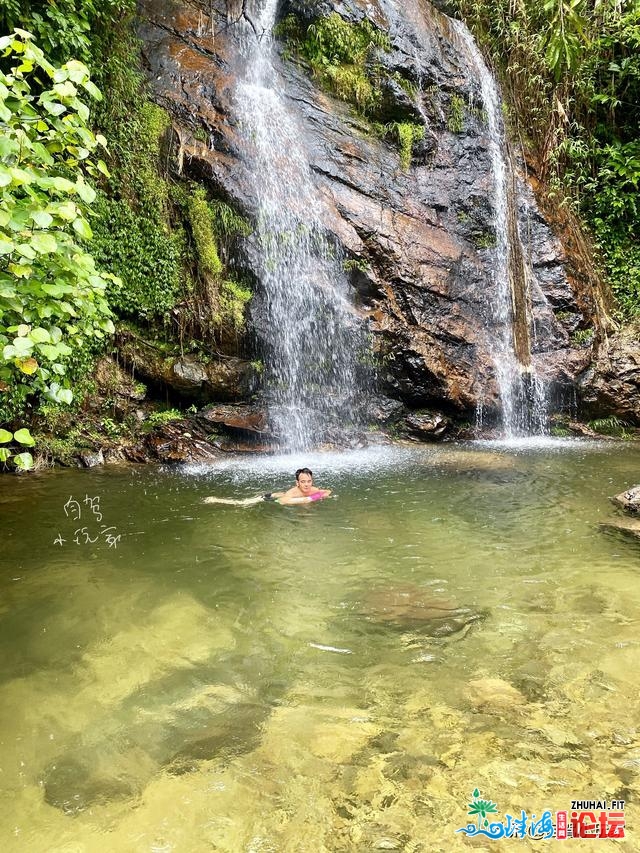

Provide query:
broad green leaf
left=13, top=452, right=34, bottom=470
left=47, top=176, right=75, bottom=193
left=7, top=263, right=32, bottom=278
left=0, top=447, right=11, bottom=462
left=41, top=284, right=66, bottom=296
left=64, top=61, right=90, bottom=84
left=72, top=217, right=92, bottom=240
left=31, top=232, right=58, bottom=254
left=11, top=336, right=34, bottom=355
left=0, top=137, right=19, bottom=158
left=41, top=100, right=66, bottom=117
left=57, top=388, right=73, bottom=405
left=29, top=327, right=50, bottom=343
left=50, top=200, right=77, bottom=220
left=16, top=243, right=37, bottom=260
left=16, top=324, right=30, bottom=337
left=9, top=167, right=34, bottom=185
left=75, top=177, right=96, bottom=204
left=14, top=428, right=35, bottom=445
left=30, top=210, right=54, bottom=228
left=37, top=343, right=62, bottom=359
left=0, top=237, right=14, bottom=255
left=53, top=81, right=78, bottom=99
left=0, top=428, right=12, bottom=443
left=82, top=80, right=102, bottom=100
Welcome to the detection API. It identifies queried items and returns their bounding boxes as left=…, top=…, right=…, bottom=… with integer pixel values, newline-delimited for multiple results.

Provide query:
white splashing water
left=452, top=20, right=549, bottom=437
left=233, top=0, right=367, bottom=451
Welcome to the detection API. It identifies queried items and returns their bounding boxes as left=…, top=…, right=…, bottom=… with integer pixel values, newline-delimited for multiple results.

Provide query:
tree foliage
left=0, top=30, right=115, bottom=437
left=0, top=0, right=134, bottom=65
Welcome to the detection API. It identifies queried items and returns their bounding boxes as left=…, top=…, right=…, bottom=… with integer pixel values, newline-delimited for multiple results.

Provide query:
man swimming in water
left=264, top=468, right=332, bottom=505
left=204, top=467, right=332, bottom=506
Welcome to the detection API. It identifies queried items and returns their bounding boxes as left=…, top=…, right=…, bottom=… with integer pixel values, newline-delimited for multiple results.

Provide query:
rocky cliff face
left=137, top=0, right=622, bottom=431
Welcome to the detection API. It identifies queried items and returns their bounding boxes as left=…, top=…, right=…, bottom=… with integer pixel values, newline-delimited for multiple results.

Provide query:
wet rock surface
left=137, top=0, right=604, bottom=423
left=198, top=402, right=271, bottom=435
left=126, top=418, right=220, bottom=464
left=611, top=484, right=640, bottom=514
left=579, top=324, right=640, bottom=425
left=117, top=333, right=260, bottom=404
left=403, top=409, right=451, bottom=440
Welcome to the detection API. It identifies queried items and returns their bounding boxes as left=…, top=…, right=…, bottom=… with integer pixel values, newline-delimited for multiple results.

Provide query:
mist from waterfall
left=233, top=0, right=367, bottom=451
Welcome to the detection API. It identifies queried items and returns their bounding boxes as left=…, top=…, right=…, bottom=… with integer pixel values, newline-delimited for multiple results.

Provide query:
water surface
left=1, top=441, right=639, bottom=851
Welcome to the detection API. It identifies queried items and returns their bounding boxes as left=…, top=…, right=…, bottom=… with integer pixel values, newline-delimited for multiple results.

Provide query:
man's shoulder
left=283, top=486, right=302, bottom=497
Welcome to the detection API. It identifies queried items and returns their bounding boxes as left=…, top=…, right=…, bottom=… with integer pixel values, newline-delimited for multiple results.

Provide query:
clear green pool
left=1, top=440, right=639, bottom=851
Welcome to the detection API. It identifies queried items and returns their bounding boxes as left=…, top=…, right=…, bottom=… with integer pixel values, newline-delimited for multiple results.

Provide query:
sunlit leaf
left=14, top=427, right=35, bottom=445
left=13, top=452, right=34, bottom=470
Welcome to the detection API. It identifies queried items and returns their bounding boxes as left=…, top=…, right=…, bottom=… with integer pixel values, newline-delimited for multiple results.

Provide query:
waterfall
left=232, top=0, right=367, bottom=451
left=452, top=21, right=549, bottom=437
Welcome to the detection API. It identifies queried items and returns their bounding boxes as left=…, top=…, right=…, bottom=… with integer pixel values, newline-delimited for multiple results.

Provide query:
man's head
left=295, top=467, right=314, bottom=495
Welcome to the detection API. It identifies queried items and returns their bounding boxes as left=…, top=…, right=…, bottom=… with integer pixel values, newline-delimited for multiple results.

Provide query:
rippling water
left=1, top=441, right=639, bottom=851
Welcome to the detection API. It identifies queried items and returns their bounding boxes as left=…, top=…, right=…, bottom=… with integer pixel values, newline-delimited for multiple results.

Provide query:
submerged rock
left=466, top=677, right=527, bottom=714
left=359, top=584, right=485, bottom=637
left=43, top=746, right=157, bottom=813
left=600, top=518, right=640, bottom=542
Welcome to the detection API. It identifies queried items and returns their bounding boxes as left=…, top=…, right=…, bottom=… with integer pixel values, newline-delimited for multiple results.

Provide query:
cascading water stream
left=233, top=0, right=367, bottom=451
left=451, top=21, right=549, bottom=437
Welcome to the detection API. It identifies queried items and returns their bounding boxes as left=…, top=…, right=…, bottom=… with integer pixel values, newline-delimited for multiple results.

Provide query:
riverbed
left=1, top=440, right=639, bottom=851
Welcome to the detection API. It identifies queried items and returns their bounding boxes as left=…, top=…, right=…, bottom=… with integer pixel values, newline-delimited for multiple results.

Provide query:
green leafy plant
left=448, top=94, right=466, bottom=133
left=0, top=425, right=35, bottom=469
left=143, top=408, right=183, bottom=431
left=588, top=415, right=632, bottom=437
left=0, top=30, right=115, bottom=426
left=571, top=327, right=594, bottom=345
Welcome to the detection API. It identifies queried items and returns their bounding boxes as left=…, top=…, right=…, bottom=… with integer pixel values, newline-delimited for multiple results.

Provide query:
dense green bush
left=0, top=0, right=134, bottom=65
left=0, top=31, right=115, bottom=441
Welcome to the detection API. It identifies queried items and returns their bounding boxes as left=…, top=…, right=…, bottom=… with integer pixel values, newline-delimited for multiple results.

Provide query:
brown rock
left=611, top=485, right=640, bottom=514
left=579, top=324, right=640, bottom=424
left=199, top=403, right=271, bottom=435
left=404, top=410, right=451, bottom=440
